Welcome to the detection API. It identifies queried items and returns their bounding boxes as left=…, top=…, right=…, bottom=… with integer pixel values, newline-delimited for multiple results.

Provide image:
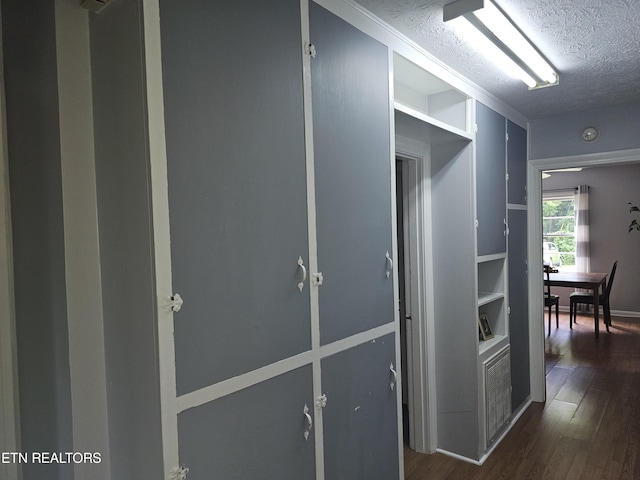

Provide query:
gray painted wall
left=1, top=0, right=74, bottom=479
left=90, top=1, right=164, bottom=479
left=530, top=101, right=640, bottom=160
left=542, top=164, right=640, bottom=314
left=3, top=1, right=167, bottom=477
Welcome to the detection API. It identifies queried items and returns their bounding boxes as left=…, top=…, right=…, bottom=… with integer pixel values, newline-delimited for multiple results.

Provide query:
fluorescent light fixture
left=444, top=0, right=558, bottom=89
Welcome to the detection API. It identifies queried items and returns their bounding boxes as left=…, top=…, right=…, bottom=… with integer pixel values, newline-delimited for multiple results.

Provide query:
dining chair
left=544, top=265, right=560, bottom=335
left=569, top=260, right=618, bottom=329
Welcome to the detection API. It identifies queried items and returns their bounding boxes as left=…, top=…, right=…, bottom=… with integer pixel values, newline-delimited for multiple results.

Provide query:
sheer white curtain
left=574, top=185, right=590, bottom=273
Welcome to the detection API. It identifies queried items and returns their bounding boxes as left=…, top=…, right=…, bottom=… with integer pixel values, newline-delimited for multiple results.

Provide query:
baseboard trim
left=611, top=310, right=640, bottom=318
left=556, top=306, right=640, bottom=318
left=434, top=448, right=482, bottom=466
left=435, top=398, right=533, bottom=466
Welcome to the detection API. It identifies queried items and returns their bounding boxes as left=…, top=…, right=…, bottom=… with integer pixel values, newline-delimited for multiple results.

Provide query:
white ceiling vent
left=81, top=0, right=114, bottom=13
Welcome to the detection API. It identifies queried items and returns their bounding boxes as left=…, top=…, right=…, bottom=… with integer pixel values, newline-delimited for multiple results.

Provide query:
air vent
left=484, top=346, right=511, bottom=446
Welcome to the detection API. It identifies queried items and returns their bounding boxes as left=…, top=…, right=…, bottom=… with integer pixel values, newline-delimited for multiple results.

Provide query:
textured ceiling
left=353, top=0, right=640, bottom=120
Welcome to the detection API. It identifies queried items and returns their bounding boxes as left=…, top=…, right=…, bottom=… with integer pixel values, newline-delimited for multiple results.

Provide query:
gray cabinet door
left=160, top=0, right=311, bottom=394
left=508, top=209, right=529, bottom=410
left=310, top=3, right=394, bottom=345
left=476, top=102, right=507, bottom=256
left=178, top=366, right=315, bottom=480
left=322, top=334, right=400, bottom=480
left=507, top=121, right=527, bottom=205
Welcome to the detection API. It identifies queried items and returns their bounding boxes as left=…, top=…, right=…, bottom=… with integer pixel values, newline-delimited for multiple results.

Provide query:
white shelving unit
left=394, top=52, right=483, bottom=461
left=477, top=255, right=508, bottom=357
left=393, top=52, right=514, bottom=462
left=394, top=53, right=468, bottom=133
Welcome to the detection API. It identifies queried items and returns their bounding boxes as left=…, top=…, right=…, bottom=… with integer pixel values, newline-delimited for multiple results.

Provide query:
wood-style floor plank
left=403, top=313, right=640, bottom=480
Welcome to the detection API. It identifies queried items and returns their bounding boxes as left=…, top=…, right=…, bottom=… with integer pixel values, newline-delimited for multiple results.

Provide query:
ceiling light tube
left=453, top=15, right=538, bottom=88
left=444, top=0, right=558, bottom=88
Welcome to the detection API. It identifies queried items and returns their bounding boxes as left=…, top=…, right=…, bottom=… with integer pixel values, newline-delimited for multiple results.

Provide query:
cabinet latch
left=305, top=43, right=316, bottom=58
left=316, top=394, right=328, bottom=409
left=164, top=293, right=184, bottom=313
left=312, top=272, right=324, bottom=286
left=168, top=465, right=189, bottom=480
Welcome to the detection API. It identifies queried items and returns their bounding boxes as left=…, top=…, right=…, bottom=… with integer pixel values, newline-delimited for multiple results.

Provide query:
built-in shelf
left=393, top=53, right=469, bottom=135
left=394, top=103, right=472, bottom=144
left=478, top=291, right=505, bottom=307
left=477, top=258, right=505, bottom=301
left=479, top=334, right=508, bottom=356
left=477, top=257, right=507, bottom=355
left=477, top=253, right=507, bottom=263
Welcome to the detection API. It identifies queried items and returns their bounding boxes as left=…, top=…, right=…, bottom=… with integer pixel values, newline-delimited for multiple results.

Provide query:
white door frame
left=527, top=147, right=640, bottom=402
left=396, top=136, right=437, bottom=454
left=55, top=3, right=112, bottom=478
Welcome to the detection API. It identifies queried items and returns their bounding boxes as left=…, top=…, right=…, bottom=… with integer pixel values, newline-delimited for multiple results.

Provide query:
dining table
left=544, top=270, right=608, bottom=337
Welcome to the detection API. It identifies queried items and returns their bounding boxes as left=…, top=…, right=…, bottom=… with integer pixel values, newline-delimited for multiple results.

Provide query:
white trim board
left=175, top=322, right=397, bottom=414
left=142, top=0, right=180, bottom=475
left=299, top=2, right=325, bottom=475
left=387, top=47, right=406, bottom=480
left=554, top=305, right=640, bottom=319
left=55, top=2, right=111, bottom=478
left=395, top=136, right=438, bottom=455
left=435, top=398, right=532, bottom=465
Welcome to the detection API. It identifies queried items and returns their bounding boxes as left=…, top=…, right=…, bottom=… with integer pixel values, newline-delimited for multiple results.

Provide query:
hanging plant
left=629, top=203, right=640, bottom=233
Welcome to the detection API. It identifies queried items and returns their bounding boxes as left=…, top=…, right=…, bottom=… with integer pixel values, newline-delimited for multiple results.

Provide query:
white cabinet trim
left=142, top=0, right=180, bottom=475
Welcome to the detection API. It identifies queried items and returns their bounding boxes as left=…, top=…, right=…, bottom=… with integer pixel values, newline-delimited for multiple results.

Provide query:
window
left=542, top=192, right=575, bottom=271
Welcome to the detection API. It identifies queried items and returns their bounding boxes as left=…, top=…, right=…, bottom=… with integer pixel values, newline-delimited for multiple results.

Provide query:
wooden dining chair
left=544, top=265, right=560, bottom=335
left=569, top=260, right=618, bottom=330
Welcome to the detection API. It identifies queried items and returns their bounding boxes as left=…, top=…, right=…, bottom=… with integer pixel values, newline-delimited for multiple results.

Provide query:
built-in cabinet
left=81, top=0, right=529, bottom=475
left=394, top=52, right=525, bottom=459
left=475, top=102, right=517, bottom=452
left=475, top=102, right=509, bottom=361
left=161, top=0, right=311, bottom=394
left=2, top=0, right=535, bottom=475
left=311, top=7, right=400, bottom=477
left=142, top=27, right=537, bottom=467
left=507, top=120, right=528, bottom=205
left=311, top=3, right=395, bottom=345
left=156, top=1, right=400, bottom=478
left=507, top=120, right=530, bottom=412
left=476, top=102, right=507, bottom=257
left=508, top=209, right=529, bottom=411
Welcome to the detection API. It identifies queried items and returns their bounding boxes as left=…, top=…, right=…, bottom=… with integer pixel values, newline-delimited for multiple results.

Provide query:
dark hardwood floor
left=404, top=312, right=640, bottom=480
